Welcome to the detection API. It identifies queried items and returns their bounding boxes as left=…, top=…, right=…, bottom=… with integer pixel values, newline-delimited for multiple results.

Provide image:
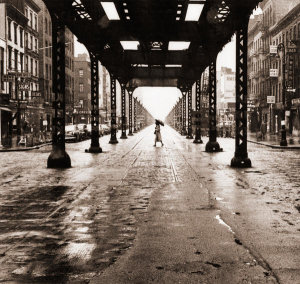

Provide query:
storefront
left=0, top=94, right=12, bottom=147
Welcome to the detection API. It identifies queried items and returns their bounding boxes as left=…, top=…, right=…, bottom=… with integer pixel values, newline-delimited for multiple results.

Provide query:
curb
left=0, top=142, right=52, bottom=152
left=247, top=139, right=300, bottom=150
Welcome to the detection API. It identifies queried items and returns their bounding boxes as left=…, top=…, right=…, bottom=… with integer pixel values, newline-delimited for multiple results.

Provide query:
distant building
left=247, top=0, right=300, bottom=136
left=74, top=53, right=91, bottom=124
left=99, top=65, right=111, bottom=124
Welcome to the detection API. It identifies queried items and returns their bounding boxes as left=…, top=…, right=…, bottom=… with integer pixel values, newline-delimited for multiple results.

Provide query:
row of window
left=8, top=47, right=38, bottom=77
left=7, top=19, right=39, bottom=52
left=25, top=6, right=38, bottom=31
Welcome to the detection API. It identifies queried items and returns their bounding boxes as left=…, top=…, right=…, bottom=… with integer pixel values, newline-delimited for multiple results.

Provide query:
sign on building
left=269, top=69, right=278, bottom=77
left=267, top=96, right=275, bottom=104
left=269, top=45, right=277, bottom=54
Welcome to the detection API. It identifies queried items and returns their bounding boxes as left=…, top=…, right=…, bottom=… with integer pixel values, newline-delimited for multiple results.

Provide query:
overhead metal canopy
left=43, top=0, right=262, bottom=87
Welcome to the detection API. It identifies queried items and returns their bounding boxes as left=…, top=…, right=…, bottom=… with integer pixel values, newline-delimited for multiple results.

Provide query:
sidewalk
left=247, top=132, right=300, bottom=149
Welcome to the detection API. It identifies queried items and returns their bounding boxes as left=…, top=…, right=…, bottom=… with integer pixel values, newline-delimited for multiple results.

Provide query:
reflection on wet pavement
left=0, top=126, right=299, bottom=283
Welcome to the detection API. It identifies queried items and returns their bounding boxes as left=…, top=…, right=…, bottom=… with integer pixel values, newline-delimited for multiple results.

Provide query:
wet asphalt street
left=0, top=126, right=299, bottom=283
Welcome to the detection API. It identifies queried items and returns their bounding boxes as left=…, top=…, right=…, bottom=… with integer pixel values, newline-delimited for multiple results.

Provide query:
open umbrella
left=155, top=119, right=164, bottom=126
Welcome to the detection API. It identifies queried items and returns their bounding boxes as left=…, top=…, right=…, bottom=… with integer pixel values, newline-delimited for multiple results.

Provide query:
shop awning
left=0, top=106, right=12, bottom=112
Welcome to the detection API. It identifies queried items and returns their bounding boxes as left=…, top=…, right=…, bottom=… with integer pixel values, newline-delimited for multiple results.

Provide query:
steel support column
left=205, top=59, right=221, bottom=152
left=181, top=91, right=187, bottom=135
left=193, top=78, right=203, bottom=144
left=231, top=22, right=251, bottom=167
left=128, top=88, right=134, bottom=136
left=47, top=16, right=71, bottom=168
left=86, top=52, right=102, bottom=153
left=186, top=87, right=193, bottom=139
left=178, top=98, right=182, bottom=133
left=120, top=84, right=127, bottom=139
left=109, top=74, right=118, bottom=144
left=133, top=97, right=137, bottom=132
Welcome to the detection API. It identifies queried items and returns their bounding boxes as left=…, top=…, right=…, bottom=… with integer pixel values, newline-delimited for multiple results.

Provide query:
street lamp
left=277, top=43, right=287, bottom=146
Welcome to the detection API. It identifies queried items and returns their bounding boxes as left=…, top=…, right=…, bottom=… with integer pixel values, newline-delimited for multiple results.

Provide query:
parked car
left=77, top=124, right=90, bottom=139
left=65, top=125, right=83, bottom=142
left=100, top=124, right=110, bottom=135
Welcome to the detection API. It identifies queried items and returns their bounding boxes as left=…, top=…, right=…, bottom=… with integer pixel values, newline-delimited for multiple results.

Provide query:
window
left=8, top=19, right=12, bottom=41
left=25, top=32, right=28, bottom=48
left=45, top=40, right=48, bottom=56
left=14, top=23, right=17, bottom=44
left=45, top=63, right=48, bottom=79
left=14, top=50, right=18, bottom=71
left=79, top=83, right=84, bottom=92
left=49, top=20, right=51, bottom=35
left=45, top=18, right=48, bottom=34
left=25, top=8, right=28, bottom=18
left=34, top=15, right=37, bottom=30
left=20, top=53, right=23, bottom=72
left=35, top=60, right=38, bottom=76
left=49, top=65, right=52, bottom=80
left=30, top=12, right=33, bottom=27
left=20, top=28, right=23, bottom=47
left=25, top=55, right=28, bottom=72
left=35, top=38, right=38, bottom=52
left=79, top=69, right=83, bottom=77
left=30, top=58, right=33, bottom=75
left=0, top=48, right=4, bottom=90
left=30, top=35, right=33, bottom=49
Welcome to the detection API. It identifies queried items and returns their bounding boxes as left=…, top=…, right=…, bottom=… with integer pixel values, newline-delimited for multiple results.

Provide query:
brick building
left=74, top=53, right=91, bottom=124
left=247, top=0, right=299, bottom=137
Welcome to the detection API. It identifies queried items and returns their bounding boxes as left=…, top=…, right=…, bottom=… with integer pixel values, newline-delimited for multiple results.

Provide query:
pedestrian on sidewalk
left=154, top=120, right=164, bottom=147
left=260, top=120, right=267, bottom=140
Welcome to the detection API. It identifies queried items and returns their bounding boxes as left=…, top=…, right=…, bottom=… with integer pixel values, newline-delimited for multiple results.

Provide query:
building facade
left=248, top=0, right=299, bottom=138
left=74, top=53, right=90, bottom=124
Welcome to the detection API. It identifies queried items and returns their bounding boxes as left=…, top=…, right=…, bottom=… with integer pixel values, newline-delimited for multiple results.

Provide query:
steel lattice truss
left=109, top=74, right=118, bottom=143
left=43, top=0, right=262, bottom=87
left=235, top=23, right=249, bottom=158
left=187, top=87, right=192, bottom=137
left=127, top=88, right=134, bottom=134
left=90, top=52, right=100, bottom=148
left=51, top=16, right=66, bottom=150
left=208, top=60, right=217, bottom=142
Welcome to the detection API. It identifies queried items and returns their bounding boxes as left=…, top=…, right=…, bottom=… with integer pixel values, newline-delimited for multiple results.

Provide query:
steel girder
left=47, top=16, right=71, bottom=168
left=42, top=0, right=262, bottom=86
left=127, top=88, right=134, bottom=136
left=186, top=88, right=193, bottom=139
left=86, top=52, right=102, bottom=153
left=193, top=78, right=203, bottom=144
left=205, top=59, right=221, bottom=152
left=133, top=97, right=137, bottom=133
left=120, top=84, right=128, bottom=139
left=181, top=91, right=187, bottom=136
left=231, top=21, right=251, bottom=168
left=109, top=74, right=118, bottom=144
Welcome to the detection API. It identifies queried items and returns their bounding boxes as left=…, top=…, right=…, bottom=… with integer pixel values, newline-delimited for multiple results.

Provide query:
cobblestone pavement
left=0, top=126, right=299, bottom=283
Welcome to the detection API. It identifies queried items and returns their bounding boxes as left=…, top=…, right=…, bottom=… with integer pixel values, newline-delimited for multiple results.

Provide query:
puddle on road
left=215, top=215, right=235, bottom=234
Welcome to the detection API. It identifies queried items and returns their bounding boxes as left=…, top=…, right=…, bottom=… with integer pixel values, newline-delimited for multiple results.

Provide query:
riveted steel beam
left=186, top=87, right=193, bottom=139
left=133, top=97, right=137, bottom=133
left=127, top=87, right=134, bottom=136
left=109, top=74, right=118, bottom=144
left=86, top=52, right=102, bottom=153
left=193, top=78, right=203, bottom=144
left=47, top=15, right=71, bottom=168
left=231, top=21, right=251, bottom=168
left=205, top=59, right=222, bottom=152
left=120, top=84, right=128, bottom=139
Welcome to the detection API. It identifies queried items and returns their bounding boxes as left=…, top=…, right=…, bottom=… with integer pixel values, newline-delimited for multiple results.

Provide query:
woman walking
left=154, top=120, right=164, bottom=147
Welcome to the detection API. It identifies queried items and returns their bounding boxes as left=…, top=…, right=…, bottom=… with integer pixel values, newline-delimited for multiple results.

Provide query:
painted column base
left=120, top=133, right=128, bottom=139
left=85, top=145, right=102, bottom=153
left=193, top=138, right=203, bottom=144
left=231, top=156, right=252, bottom=168
left=128, top=131, right=134, bottom=136
left=205, top=141, right=222, bottom=152
left=109, top=138, right=119, bottom=144
left=47, top=149, right=71, bottom=168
